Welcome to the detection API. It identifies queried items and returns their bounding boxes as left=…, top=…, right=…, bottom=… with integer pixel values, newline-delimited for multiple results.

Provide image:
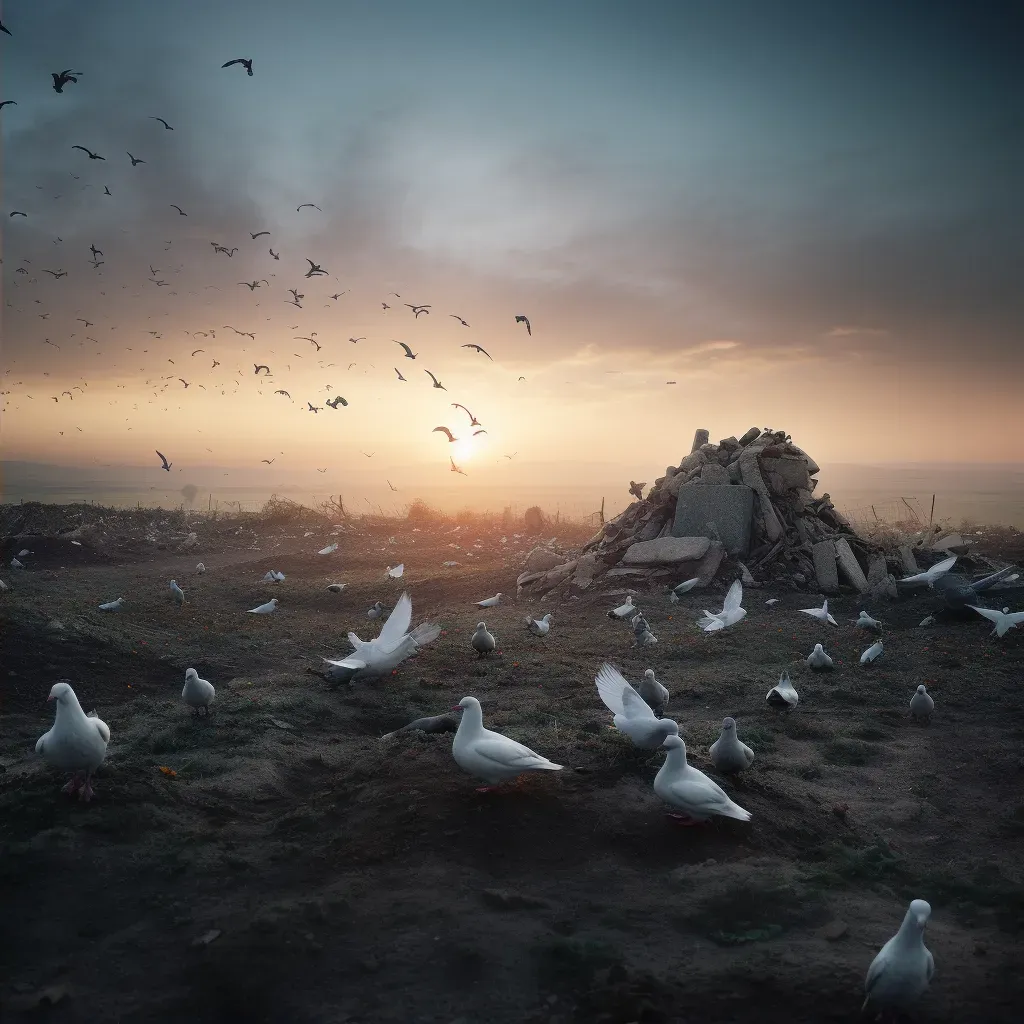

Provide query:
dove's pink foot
left=78, top=775, right=97, bottom=802
left=666, top=812, right=706, bottom=827
left=62, top=772, right=84, bottom=796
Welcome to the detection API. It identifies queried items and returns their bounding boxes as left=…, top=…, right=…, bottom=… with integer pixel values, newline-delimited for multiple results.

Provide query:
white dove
left=98, top=597, right=125, bottom=611
left=263, top=570, right=285, bottom=582
left=853, top=610, right=882, bottom=631
left=897, top=554, right=957, bottom=587
left=608, top=596, right=636, bottom=620
left=525, top=613, right=552, bottom=636
left=247, top=598, right=279, bottom=614
left=0, top=579, right=8, bottom=591
left=35, top=682, right=110, bottom=802
left=471, top=621, right=496, bottom=656
left=451, top=695, right=563, bottom=791
left=11, top=557, right=24, bottom=568
left=766, top=670, right=799, bottom=709
left=182, top=668, right=215, bottom=715
left=806, top=643, right=833, bottom=670
left=861, top=641, right=884, bottom=664
left=863, top=900, right=934, bottom=1016
left=909, top=684, right=934, bottom=721
left=967, top=605, right=1024, bottom=638
left=326, top=583, right=347, bottom=593
left=594, top=664, right=680, bottom=749
left=475, top=593, right=502, bottom=608
left=696, top=579, right=746, bottom=632
left=654, top=735, right=751, bottom=824
left=765, top=598, right=780, bottom=606
left=638, top=669, right=669, bottom=713
left=669, top=578, right=700, bottom=602
left=318, top=542, right=338, bottom=555
left=367, top=601, right=389, bottom=619
left=195, top=562, right=206, bottom=575
left=709, top=718, right=755, bottom=774
left=323, top=591, right=440, bottom=683
left=799, top=598, right=838, bottom=626
left=919, top=615, right=936, bottom=627
left=169, top=580, right=185, bottom=606
left=387, top=563, right=404, bottom=578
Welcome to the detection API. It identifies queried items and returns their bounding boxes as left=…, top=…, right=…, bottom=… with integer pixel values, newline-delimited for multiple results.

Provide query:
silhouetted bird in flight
left=296, top=203, right=320, bottom=212
left=515, top=315, right=532, bottom=335
left=425, top=369, right=446, bottom=391
left=170, top=205, right=187, bottom=215
left=452, top=404, right=481, bottom=426
left=251, top=230, right=269, bottom=239
left=72, top=145, right=104, bottom=160
left=149, top=116, right=173, bottom=129
left=156, top=451, right=172, bottom=471
left=254, top=364, right=270, bottom=375
left=461, top=344, right=493, bottom=360
left=127, top=152, right=145, bottom=165
left=432, top=426, right=458, bottom=442
left=450, top=314, right=470, bottom=326
left=222, top=58, right=253, bottom=76
left=52, top=70, right=81, bottom=93
left=394, top=340, right=417, bottom=360
left=305, top=259, right=327, bottom=278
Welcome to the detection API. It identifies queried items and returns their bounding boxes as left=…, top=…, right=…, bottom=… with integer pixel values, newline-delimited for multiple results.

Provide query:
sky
left=2, top=0, right=1023, bottom=501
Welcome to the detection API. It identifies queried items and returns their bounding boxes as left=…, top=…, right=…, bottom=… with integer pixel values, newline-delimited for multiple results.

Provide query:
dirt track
left=1, top=516, right=1022, bottom=1023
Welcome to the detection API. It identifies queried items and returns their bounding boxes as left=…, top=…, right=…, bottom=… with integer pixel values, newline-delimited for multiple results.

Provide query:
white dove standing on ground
left=638, top=669, right=669, bottom=714
left=595, top=664, right=680, bottom=749
left=472, top=621, right=496, bottom=656
left=799, top=598, right=838, bottom=626
left=654, top=735, right=751, bottom=825
left=11, top=557, right=24, bottom=568
left=525, top=613, right=552, bottom=636
left=967, top=605, right=1024, bottom=637
left=182, top=668, right=215, bottom=715
left=247, top=598, right=279, bottom=614
left=318, top=542, right=338, bottom=556
left=326, top=583, right=346, bottom=593
left=608, top=595, right=636, bottom=620
left=98, top=597, right=125, bottom=611
left=35, top=682, right=110, bottom=802
left=910, top=684, right=934, bottom=721
left=766, top=670, right=799, bottom=710
left=863, top=900, right=935, bottom=1016
left=806, top=643, right=834, bottom=670
left=897, top=554, right=957, bottom=587
left=0, top=579, right=8, bottom=591
left=919, top=615, right=936, bottom=627
left=765, top=598, right=780, bottom=606
left=709, top=718, right=755, bottom=774
left=854, top=610, right=882, bottom=631
left=861, top=641, right=884, bottom=664
left=696, top=579, right=746, bottom=632
left=263, top=570, right=285, bottom=582
left=451, top=695, right=563, bottom=791
left=475, top=593, right=502, bottom=608
left=17, top=549, right=32, bottom=558
left=195, top=563, right=206, bottom=575
left=387, top=563, right=404, bottom=578
left=367, top=601, right=389, bottom=619
left=169, top=580, right=185, bottom=607
left=323, top=591, right=440, bottom=683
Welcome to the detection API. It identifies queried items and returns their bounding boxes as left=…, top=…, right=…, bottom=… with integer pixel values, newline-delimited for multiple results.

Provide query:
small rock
left=822, top=920, right=848, bottom=941
left=481, top=888, right=552, bottom=911
left=191, top=928, right=222, bottom=947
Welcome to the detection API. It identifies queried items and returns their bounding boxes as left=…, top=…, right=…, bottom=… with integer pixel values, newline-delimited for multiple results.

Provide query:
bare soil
left=1, top=509, right=1022, bottom=1023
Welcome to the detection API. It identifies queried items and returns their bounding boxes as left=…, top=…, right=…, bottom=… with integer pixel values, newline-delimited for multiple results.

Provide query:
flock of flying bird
left=1, top=29, right=535, bottom=478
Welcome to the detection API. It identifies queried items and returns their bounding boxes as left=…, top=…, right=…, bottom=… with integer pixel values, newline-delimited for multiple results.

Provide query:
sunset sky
left=2, top=0, right=1022, bottom=500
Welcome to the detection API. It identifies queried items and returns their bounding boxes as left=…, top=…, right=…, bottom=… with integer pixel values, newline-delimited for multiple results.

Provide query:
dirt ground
left=1, top=507, right=1023, bottom=1024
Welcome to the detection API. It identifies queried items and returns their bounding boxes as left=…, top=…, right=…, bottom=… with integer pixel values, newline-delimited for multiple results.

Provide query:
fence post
left=929, top=494, right=936, bottom=526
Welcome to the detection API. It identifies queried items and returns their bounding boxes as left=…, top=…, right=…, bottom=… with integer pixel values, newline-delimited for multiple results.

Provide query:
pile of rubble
left=517, top=426, right=899, bottom=600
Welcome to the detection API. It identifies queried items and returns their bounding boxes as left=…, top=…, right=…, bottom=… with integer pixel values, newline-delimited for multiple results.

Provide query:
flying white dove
left=806, top=643, right=833, bottom=670
left=861, top=640, right=884, bottom=664
left=696, top=579, right=746, bottom=632
left=967, top=605, right=1024, bottom=637
left=897, top=554, right=957, bottom=588
left=387, top=563, right=404, bottom=578
left=525, top=613, right=552, bottom=636
left=766, top=670, right=799, bottom=710
left=475, top=593, right=502, bottom=608
left=169, top=580, right=185, bottom=607
left=247, top=598, right=279, bottom=614
left=638, top=669, right=669, bottom=713
left=799, top=598, right=838, bottom=626
left=471, top=622, right=496, bottom=656
left=863, top=900, right=934, bottom=1016
left=318, top=542, right=338, bottom=556
left=323, top=591, right=440, bottom=683
left=182, top=668, right=215, bottom=715
left=594, top=664, right=680, bottom=749
left=709, top=718, right=755, bottom=774
left=35, top=682, right=110, bottom=802
left=669, top=578, right=700, bottom=602
left=451, top=695, right=563, bottom=791
left=654, top=734, right=751, bottom=825
left=853, top=610, right=882, bottom=631
left=909, top=684, right=934, bottom=721
left=607, top=596, right=636, bottom=620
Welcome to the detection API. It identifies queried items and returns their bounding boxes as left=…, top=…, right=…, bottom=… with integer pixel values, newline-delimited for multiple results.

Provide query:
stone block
left=523, top=546, right=564, bottom=574
left=696, top=463, right=730, bottom=485
left=637, top=515, right=669, bottom=542
left=738, top=427, right=762, bottom=446
left=694, top=540, right=726, bottom=584
left=621, top=536, right=711, bottom=566
left=835, top=538, right=869, bottom=592
left=678, top=450, right=707, bottom=475
left=671, top=484, right=755, bottom=557
left=691, top=428, right=710, bottom=452
left=811, top=540, right=839, bottom=593
left=760, top=456, right=812, bottom=493
left=897, top=544, right=919, bottom=575
left=738, top=453, right=783, bottom=542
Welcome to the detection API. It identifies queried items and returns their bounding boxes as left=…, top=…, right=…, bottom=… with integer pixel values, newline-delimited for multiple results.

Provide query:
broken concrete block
left=866, top=554, right=889, bottom=587
left=672, top=484, right=754, bottom=556
left=898, top=544, right=919, bottom=575
left=760, top=456, right=812, bottom=493
left=835, top=537, right=869, bottom=592
left=788, top=445, right=820, bottom=475
left=738, top=427, right=762, bottom=447
left=696, top=463, right=730, bottom=486
left=691, top=428, right=710, bottom=453
left=621, top=536, right=711, bottom=566
left=728, top=461, right=743, bottom=484
left=811, top=540, right=839, bottom=593
left=571, top=552, right=600, bottom=589
left=738, top=452, right=783, bottom=543
left=694, top=540, right=725, bottom=584
left=523, top=546, right=564, bottom=575
left=636, top=515, right=669, bottom=542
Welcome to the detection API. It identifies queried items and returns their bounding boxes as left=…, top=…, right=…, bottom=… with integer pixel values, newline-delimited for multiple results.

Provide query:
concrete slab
left=672, top=484, right=754, bottom=556
left=811, top=540, right=839, bottom=593
left=621, top=536, right=711, bottom=566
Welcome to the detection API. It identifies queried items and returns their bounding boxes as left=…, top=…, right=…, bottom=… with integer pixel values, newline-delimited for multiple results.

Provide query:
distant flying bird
left=0, top=21, right=11, bottom=36
left=0, top=100, right=16, bottom=110
left=156, top=450, right=172, bottom=471
left=305, top=259, right=327, bottom=278
left=450, top=315, right=470, bottom=327
left=405, top=303, right=430, bottom=318
left=628, top=480, right=646, bottom=500
left=394, top=367, right=406, bottom=381
left=170, top=205, right=187, bottom=215
left=452, top=403, right=480, bottom=426
left=317, top=468, right=327, bottom=473
left=274, top=390, right=291, bottom=399
left=307, top=402, right=321, bottom=413
left=349, top=337, right=365, bottom=344
left=254, top=364, right=270, bottom=375
left=381, top=302, right=390, bottom=310
left=9, top=211, right=26, bottom=217
left=191, top=349, right=205, bottom=356
left=78, top=318, right=94, bottom=326
left=103, top=186, right=112, bottom=195
left=424, top=369, right=446, bottom=390
left=515, top=315, right=532, bottom=335
left=432, top=426, right=458, bottom=442
left=504, top=453, right=517, bottom=459
left=178, top=379, right=190, bottom=388
left=288, top=288, right=304, bottom=304
left=269, top=249, right=280, bottom=259
left=149, top=116, right=173, bottom=129
left=52, top=69, right=81, bottom=93
left=450, top=456, right=467, bottom=476
left=222, top=58, right=253, bottom=75
left=461, top=343, right=493, bottom=360
left=387, top=480, right=398, bottom=491
left=71, top=145, right=104, bottom=160
left=126, top=152, right=145, bottom=166
left=362, top=452, right=375, bottom=458
left=261, top=458, right=275, bottom=464
left=394, top=340, right=417, bottom=360
left=296, top=203, right=320, bottom=212
left=42, top=269, right=67, bottom=278
left=326, top=396, right=348, bottom=409
left=250, top=230, right=269, bottom=239
left=473, top=429, right=488, bottom=436
left=330, top=292, right=348, bottom=300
